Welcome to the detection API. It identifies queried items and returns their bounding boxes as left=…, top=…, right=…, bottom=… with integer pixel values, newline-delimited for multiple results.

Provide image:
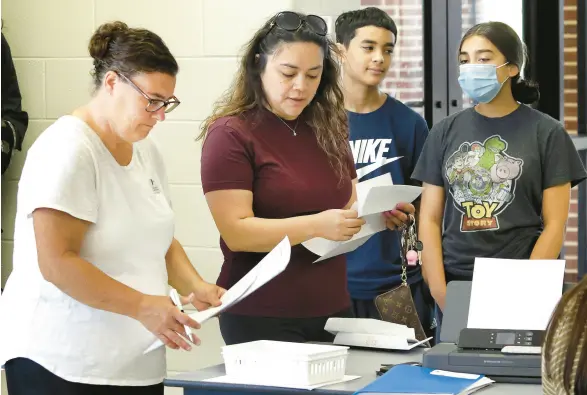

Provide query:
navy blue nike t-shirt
left=346, top=95, right=429, bottom=300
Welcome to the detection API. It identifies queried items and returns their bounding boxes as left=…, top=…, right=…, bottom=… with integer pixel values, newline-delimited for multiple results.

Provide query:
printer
left=422, top=281, right=546, bottom=384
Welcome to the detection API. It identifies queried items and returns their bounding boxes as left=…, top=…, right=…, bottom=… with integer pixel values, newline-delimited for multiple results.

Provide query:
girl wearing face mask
left=411, top=22, right=587, bottom=336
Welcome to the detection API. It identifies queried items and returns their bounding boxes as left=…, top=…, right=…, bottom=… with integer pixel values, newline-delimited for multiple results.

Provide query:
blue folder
left=354, top=364, right=489, bottom=395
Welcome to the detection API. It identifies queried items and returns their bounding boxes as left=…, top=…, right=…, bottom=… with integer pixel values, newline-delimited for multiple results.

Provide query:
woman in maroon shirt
left=198, top=11, right=410, bottom=345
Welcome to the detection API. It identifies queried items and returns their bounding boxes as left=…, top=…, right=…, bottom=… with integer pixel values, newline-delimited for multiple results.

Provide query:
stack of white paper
left=144, top=236, right=292, bottom=354
left=202, top=374, right=361, bottom=390
left=325, top=317, right=431, bottom=351
left=325, top=317, right=416, bottom=339
left=302, top=173, right=422, bottom=263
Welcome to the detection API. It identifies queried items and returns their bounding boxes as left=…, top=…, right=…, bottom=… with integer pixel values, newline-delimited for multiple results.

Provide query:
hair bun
left=89, top=21, right=129, bottom=61
left=512, top=78, right=540, bottom=104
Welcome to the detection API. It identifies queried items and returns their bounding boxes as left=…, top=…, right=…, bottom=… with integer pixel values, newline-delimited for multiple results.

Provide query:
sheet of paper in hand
left=144, top=236, right=292, bottom=353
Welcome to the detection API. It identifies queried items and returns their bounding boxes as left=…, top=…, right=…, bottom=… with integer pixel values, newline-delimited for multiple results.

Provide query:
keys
left=400, top=217, right=424, bottom=266
left=415, top=240, right=423, bottom=264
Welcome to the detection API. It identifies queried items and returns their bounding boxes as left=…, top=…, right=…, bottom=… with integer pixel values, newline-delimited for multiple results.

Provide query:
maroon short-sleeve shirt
left=201, top=107, right=356, bottom=318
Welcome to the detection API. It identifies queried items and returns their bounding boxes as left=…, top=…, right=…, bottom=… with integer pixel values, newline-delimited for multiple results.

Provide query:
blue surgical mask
left=458, top=62, right=509, bottom=103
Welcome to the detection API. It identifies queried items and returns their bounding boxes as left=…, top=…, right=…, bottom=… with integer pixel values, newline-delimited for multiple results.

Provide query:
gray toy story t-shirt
left=412, top=104, right=587, bottom=276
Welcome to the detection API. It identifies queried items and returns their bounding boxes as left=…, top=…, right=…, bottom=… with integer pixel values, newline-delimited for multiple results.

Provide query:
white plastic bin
left=221, top=340, right=349, bottom=386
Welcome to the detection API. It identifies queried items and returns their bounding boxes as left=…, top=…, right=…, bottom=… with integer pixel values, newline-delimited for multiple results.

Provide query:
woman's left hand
left=190, top=282, right=227, bottom=311
left=383, top=202, right=416, bottom=230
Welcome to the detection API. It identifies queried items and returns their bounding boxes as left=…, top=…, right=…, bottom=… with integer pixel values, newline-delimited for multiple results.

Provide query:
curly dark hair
left=198, top=12, right=351, bottom=180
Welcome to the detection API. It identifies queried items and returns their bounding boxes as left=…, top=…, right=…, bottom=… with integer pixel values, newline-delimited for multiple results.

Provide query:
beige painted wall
left=0, top=1, right=359, bottom=393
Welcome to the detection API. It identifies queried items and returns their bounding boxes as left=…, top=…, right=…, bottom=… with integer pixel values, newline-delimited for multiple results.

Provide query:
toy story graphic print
left=445, top=135, right=523, bottom=232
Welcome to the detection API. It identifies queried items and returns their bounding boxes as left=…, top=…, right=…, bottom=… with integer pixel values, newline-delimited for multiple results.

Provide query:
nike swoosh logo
left=357, top=156, right=403, bottom=180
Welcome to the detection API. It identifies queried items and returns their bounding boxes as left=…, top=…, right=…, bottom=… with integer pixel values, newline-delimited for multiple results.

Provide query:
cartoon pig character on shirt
left=491, top=157, right=523, bottom=184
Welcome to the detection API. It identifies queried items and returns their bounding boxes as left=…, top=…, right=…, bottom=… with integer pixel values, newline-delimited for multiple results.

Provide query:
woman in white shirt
left=0, top=21, right=225, bottom=395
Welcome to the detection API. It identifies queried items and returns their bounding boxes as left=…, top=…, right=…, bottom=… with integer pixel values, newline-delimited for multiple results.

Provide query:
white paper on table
left=332, top=332, right=432, bottom=351
left=430, top=370, right=480, bottom=379
left=325, top=317, right=415, bottom=339
left=429, top=372, right=494, bottom=393
left=144, top=236, right=292, bottom=354
left=202, top=374, right=361, bottom=390
left=464, top=377, right=495, bottom=393
left=467, top=258, right=565, bottom=330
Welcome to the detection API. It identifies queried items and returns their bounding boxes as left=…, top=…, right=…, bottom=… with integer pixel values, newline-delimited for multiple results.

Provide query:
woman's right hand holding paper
left=313, top=209, right=365, bottom=241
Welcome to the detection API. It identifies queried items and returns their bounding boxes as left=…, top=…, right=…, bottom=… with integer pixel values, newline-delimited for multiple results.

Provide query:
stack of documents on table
left=302, top=173, right=422, bottom=263
left=144, top=236, right=292, bottom=354
left=202, top=374, right=361, bottom=391
left=325, top=318, right=432, bottom=351
left=353, top=365, right=494, bottom=395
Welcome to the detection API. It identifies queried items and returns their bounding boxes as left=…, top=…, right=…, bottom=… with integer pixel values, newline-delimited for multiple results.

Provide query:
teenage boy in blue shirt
left=335, top=8, right=434, bottom=337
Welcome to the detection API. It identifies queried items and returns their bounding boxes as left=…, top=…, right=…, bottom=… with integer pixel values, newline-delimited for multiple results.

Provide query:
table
left=164, top=347, right=543, bottom=394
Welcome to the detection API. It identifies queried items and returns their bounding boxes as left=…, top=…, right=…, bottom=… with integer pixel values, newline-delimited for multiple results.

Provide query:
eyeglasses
left=117, top=72, right=181, bottom=114
left=268, top=11, right=328, bottom=37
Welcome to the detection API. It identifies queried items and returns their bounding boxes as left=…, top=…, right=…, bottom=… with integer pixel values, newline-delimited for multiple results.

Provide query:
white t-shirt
left=0, top=115, right=175, bottom=386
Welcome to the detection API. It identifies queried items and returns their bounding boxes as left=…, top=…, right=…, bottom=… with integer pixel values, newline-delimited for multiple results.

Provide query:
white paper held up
left=310, top=236, right=371, bottom=263
left=355, top=173, right=422, bottom=216
left=467, top=258, right=565, bottom=330
left=357, top=184, right=422, bottom=217
left=355, top=173, right=394, bottom=197
left=144, top=236, right=292, bottom=354
left=302, top=173, right=421, bottom=263
left=302, top=212, right=386, bottom=262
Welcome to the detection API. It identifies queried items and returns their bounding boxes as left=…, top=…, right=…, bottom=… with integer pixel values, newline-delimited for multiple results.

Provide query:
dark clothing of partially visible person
left=2, top=32, right=29, bottom=175
left=346, top=95, right=429, bottom=300
left=345, top=95, right=435, bottom=340
left=5, top=358, right=164, bottom=395
left=219, top=307, right=353, bottom=346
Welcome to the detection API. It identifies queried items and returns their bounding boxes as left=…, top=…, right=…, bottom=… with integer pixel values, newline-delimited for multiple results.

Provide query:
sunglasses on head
left=268, top=11, right=328, bottom=36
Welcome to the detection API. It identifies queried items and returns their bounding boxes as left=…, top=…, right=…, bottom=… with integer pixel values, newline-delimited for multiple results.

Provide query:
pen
left=170, top=288, right=194, bottom=343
